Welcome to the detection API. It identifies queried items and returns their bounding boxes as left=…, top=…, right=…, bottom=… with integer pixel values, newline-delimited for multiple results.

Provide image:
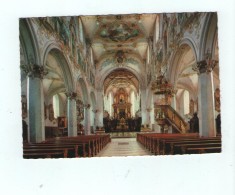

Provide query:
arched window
left=183, top=90, right=190, bottom=115
left=109, top=92, right=113, bottom=116
left=131, top=91, right=135, bottom=117
left=155, top=15, right=160, bottom=43
left=79, top=18, right=84, bottom=44
left=53, top=94, right=60, bottom=118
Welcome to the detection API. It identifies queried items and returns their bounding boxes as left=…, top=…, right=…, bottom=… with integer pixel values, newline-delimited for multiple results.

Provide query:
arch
left=199, top=13, right=218, bottom=60
left=43, top=44, right=75, bottom=92
left=46, top=86, right=66, bottom=104
left=168, top=38, right=197, bottom=85
left=78, top=78, right=89, bottom=104
left=97, top=66, right=145, bottom=91
left=19, top=18, right=41, bottom=65
left=90, top=91, right=96, bottom=109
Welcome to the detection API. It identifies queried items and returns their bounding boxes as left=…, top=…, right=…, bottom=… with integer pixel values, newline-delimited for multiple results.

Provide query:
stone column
left=195, top=60, right=216, bottom=137
left=84, top=104, right=91, bottom=135
left=140, top=88, right=147, bottom=125
left=171, top=94, right=177, bottom=110
left=146, top=108, right=152, bottom=128
left=26, top=64, right=46, bottom=143
left=96, top=89, right=103, bottom=127
left=66, top=92, right=78, bottom=137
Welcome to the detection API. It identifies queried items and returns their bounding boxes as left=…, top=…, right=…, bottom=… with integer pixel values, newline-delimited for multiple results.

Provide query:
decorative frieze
left=20, top=64, right=48, bottom=79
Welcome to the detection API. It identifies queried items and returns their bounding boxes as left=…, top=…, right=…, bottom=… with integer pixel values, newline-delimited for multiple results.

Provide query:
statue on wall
left=214, top=88, right=220, bottom=112
left=21, top=95, right=27, bottom=119
left=190, top=99, right=194, bottom=115
left=44, top=103, right=47, bottom=119
left=48, top=104, right=54, bottom=121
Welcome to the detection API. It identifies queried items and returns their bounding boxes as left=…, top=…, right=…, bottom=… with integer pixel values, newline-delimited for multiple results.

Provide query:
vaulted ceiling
left=80, top=14, right=157, bottom=94
left=81, top=14, right=157, bottom=66
left=103, top=69, right=139, bottom=95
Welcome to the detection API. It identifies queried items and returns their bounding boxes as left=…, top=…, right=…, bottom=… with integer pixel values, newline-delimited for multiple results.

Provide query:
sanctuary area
left=20, top=12, right=221, bottom=158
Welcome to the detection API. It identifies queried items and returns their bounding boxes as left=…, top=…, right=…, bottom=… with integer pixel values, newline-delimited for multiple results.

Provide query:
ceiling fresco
left=98, top=22, right=142, bottom=42
left=81, top=14, right=157, bottom=65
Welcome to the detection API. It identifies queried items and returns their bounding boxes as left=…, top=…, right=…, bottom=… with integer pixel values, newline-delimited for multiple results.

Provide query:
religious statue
left=214, top=88, right=220, bottom=112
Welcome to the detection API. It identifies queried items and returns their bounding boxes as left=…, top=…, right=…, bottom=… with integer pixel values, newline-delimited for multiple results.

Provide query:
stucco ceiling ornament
left=116, top=50, right=126, bottom=67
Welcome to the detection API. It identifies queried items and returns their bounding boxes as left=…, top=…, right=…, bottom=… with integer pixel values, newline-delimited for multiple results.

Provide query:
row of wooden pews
left=23, top=134, right=111, bottom=159
left=137, top=133, right=221, bottom=155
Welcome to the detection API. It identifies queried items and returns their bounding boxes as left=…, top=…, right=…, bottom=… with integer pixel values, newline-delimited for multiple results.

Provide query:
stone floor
left=96, top=138, right=152, bottom=157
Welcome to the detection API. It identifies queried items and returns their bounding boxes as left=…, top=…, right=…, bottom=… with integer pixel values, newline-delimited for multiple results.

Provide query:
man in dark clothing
left=190, top=113, right=199, bottom=133
left=22, top=120, right=28, bottom=142
left=216, top=113, right=221, bottom=134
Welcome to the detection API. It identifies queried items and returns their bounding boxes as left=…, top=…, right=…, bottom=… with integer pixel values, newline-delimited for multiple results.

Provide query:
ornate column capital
left=21, top=64, right=48, bottom=79
left=193, top=59, right=218, bottom=74
left=92, top=109, right=99, bottom=113
left=66, top=91, right=77, bottom=100
left=84, top=104, right=91, bottom=109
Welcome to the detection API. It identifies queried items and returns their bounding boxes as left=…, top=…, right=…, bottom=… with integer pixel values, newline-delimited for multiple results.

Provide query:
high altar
left=112, top=88, right=132, bottom=120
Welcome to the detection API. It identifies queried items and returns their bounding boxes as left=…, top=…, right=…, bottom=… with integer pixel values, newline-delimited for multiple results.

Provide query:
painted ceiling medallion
left=99, top=22, right=139, bottom=42
left=116, top=50, right=125, bottom=64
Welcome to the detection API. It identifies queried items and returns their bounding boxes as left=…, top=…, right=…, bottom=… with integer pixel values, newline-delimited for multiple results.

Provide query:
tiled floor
left=96, top=138, right=152, bottom=157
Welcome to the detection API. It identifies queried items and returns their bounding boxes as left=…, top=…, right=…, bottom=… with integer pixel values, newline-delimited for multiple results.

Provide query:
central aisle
left=96, top=138, right=152, bottom=157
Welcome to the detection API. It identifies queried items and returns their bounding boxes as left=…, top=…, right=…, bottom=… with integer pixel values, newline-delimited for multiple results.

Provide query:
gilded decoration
left=112, top=88, right=132, bottom=120
left=151, top=75, right=174, bottom=96
left=76, top=99, right=84, bottom=122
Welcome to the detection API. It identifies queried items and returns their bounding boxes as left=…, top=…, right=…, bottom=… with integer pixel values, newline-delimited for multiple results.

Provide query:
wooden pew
left=137, top=133, right=199, bottom=155
left=23, top=152, right=64, bottom=159
left=23, top=147, right=70, bottom=158
left=44, top=134, right=110, bottom=157
left=174, top=142, right=221, bottom=154
left=162, top=137, right=221, bottom=155
left=137, top=133, right=221, bottom=155
left=24, top=143, right=80, bottom=158
left=186, top=146, right=221, bottom=154
left=23, top=134, right=111, bottom=159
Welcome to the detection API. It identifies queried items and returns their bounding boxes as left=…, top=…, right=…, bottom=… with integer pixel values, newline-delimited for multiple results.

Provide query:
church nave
left=20, top=12, right=221, bottom=158
left=96, top=138, right=152, bottom=157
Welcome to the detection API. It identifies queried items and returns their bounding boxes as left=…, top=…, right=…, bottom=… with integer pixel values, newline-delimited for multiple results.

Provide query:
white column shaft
left=198, top=72, right=216, bottom=137
left=67, top=98, right=77, bottom=136
left=28, top=77, right=45, bottom=143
